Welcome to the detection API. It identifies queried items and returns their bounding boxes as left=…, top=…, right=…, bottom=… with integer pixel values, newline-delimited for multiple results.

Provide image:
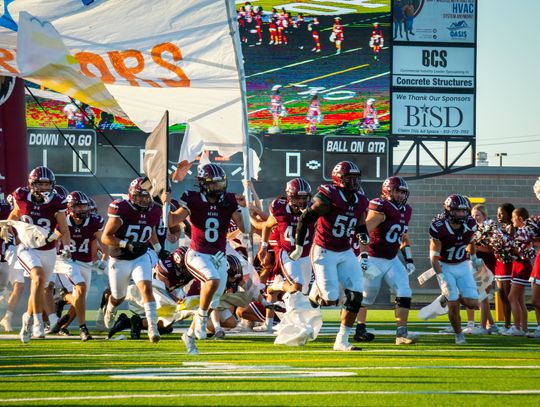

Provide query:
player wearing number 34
left=101, top=177, right=163, bottom=343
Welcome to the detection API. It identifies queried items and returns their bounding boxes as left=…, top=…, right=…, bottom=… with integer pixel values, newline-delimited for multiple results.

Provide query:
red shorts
left=494, top=260, right=512, bottom=281
left=248, top=301, right=266, bottom=322
left=511, top=258, right=532, bottom=286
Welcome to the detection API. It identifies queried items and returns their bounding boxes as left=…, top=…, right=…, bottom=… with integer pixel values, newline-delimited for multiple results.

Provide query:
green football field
left=1, top=309, right=539, bottom=406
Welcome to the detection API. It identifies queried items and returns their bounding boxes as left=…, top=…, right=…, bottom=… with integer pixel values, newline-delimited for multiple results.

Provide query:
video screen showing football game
left=25, top=1, right=391, bottom=137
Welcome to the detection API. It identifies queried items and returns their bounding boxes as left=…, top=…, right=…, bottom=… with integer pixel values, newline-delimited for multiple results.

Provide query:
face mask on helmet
left=382, top=177, right=409, bottom=206
left=197, top=164, right=227, bottom=199
left=332, top=162, right=361, bottom=192
left=286, top=178, right=312, bottom=211
left=226, top=255, right=243, bottom=288
left=28, top=166, right=56, bottom=201
left=172, top=246, right=188, bottom=276
left=67, top=192, right=90, bottom=219
left=128, top=177, right=152, bottom=211
left=444, top=195, right=470, bottom=224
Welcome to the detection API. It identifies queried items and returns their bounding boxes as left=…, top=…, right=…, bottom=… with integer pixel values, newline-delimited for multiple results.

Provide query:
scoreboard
left=27, top=128, right=389, bottom=200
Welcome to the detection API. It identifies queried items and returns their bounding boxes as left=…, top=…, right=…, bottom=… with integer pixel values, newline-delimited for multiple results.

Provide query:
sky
left=475, top=0, right=540, bottom=167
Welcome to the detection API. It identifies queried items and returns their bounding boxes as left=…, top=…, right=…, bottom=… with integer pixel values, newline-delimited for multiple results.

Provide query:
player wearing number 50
left=101, top=177, right=163, bottom=343
left=429, top=195, right=479, bottom=345
left=355, top=177, right=416, bottom=346
left=170, top=164, right=245, bottom=354
left=8, top=166, right=71, bottom=343
left=292, top=161, right=369, bottom=351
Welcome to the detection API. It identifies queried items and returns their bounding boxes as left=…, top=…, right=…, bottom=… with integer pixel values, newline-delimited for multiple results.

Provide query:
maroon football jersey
left=67, top=215, right=103, bottom=262
left=107, top=199, right=161, bottom=258
left=270, top=198, right=313, bottom=257
left=0, top=199, right=11, bottom=259
left=154, top=248, right=193, bottom=290
left=429, top=216, right=477, bottom=263
left=180, top=191, right=239, bottom=255
left=156, top=199, right=179, bottom=247
left=13, top=187, right=67, bottom=251
left=313, top=184, right=369, bottom=252
left=368, top=199, right=412, bottom=259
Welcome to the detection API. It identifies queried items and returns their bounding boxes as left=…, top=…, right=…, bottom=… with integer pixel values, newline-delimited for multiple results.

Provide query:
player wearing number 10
left=292, top=161, right=369, bottom=351
left=102, top=177, right=162, bottom=343
left=8, top=166, right=71, bottom=343
left=429, top=194, right=479, bottom=345
left=171, top=164, right=245, bottom=354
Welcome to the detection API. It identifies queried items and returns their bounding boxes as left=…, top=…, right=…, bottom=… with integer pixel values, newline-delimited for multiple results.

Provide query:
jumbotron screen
left=26, top=1, right=391, bottom=137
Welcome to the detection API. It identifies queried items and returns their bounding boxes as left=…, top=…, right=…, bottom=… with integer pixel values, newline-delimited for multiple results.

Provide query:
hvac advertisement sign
left=392, top=92, right=474, bottom=136
left=393, top=0, right=476, bottom=43
left=392, top=46, right=475, bottom=89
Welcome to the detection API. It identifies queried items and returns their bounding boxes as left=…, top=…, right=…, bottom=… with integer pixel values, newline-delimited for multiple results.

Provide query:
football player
left=429, top=194, right=479, bottom=344
left=170, top=164, right=245, bottom=354
left=0, top=188, right=12, bottom=321
left=260, top=178, right=314, bottom=296
left=355, top=177, right=416, bottom=345
left=309, top=17, right=321, bottom=52
left=332, top=17, right=343, bottom=54
left=7, top=167, right=71, bottom=343
left=101, top=177, right=164, bottom=343
left=53, top=191, right=103, bottom=341
left=291, top=161, right=369, bottom=351
left=369, top=22, right=384, bottom=61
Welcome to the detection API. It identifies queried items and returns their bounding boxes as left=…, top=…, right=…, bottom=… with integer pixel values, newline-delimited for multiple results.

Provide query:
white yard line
left=3, top=389, right=540, bottom=403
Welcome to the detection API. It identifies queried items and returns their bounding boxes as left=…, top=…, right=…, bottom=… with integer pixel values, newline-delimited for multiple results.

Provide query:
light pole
left=495, top=153, right=507, bottom=167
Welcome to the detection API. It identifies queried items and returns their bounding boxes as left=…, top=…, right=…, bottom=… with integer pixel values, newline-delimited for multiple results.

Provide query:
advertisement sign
left=393, top=0, right=476, bottom=43
left=392, top=46, right=475, bottom=89
left=392, top=92, right=474, bottom=136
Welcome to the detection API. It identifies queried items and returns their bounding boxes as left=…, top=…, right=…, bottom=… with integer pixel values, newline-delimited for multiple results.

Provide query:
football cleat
left=465, top=326, right=489, bottom=335
left=333, top=342, right=361, bottom=351
left=32, top=321, right=45, bottom=339
left=455, top=332, right=467, bottom=345
left=0, top=315, right=13, bottom=332
left=395, top=335, right=418, bottom=345
left=148, top=324, right=161, bottom=344
left=182, top=332, right=199, bottom=355
left=79, top=325, right=93, bottom=341
left=353, top=324, right=375, bottom=342
left=213, top=328, right=226, bottom=340
left=253, top=323, right=273, bottom=333
left=58, top=327, right=71, bottom=336
left=130, top=315, right=143, bottom=340
left=108, top=313, right=131, bottom=339
left=193, top=312, right=208, bottom=340
left=20, top=313, right=33, bottom=344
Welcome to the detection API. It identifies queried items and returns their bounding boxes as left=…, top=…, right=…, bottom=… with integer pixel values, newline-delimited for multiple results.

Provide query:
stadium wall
left=402, top=166, right=540, bottom=290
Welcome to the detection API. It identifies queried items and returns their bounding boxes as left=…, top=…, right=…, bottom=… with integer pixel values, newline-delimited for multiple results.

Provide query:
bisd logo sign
left=405, top=105, right=463, bottom=128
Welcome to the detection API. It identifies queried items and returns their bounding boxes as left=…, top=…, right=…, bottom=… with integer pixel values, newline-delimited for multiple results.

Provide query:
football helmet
left=226, top=254, right=243, bottom=287
left=28, top=166, right=56, bottom=199
left=54, top=184, right=70, bottom=197
left=285, top=178, right=312, bottom=211
left=87, top=196, right=98, bottom=215
left=67, top=191, right=90, bottom=219
left=172, top=246, right=189, bottom=276
left=331, top=161, right=362, bottom=192
left=382, top=176, right=409, bottom=206
left=443, top=194, right=470, bottom=224
left=197, top=164, right=227, bottom=199
left=128, top=177, right=152, bottom=211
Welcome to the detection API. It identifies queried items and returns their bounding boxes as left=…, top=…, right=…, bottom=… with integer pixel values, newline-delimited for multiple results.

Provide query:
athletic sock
left=210, top=311, right=221, bottom=331
left=266, top=317, right=274, bottom=328
left=396, top=326, right=408, bottom=337
left=106, top=301, right=117, bottom=314
left=3, top=310, right=13, bottom=321
left=143, top=302, right=158, bottom=330
left=336, top=324, right=352, bottom=343
left=34, top=313, right=44, bottom=327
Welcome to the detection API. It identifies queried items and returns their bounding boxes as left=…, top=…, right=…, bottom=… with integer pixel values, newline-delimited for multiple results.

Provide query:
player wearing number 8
left=293, top=161, right=369, bottom=351
left=102, top=177, right=162, bottom=343
left=429, top=194, right=479, bottom=344
left=8, top=166, right=71, bottom=343
left=171, top=164, right=245, bottom=353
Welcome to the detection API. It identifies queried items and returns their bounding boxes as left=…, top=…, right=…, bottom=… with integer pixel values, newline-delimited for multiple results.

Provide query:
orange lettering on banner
left=152, top=43, right=190, bottom=87
left=76, top=52, right=116, bottom=84
left=108, top=50, right=160, bottom=87
left=0, top=48, right=19, bottom=74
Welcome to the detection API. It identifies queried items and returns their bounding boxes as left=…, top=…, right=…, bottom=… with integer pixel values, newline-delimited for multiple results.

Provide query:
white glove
left=212, top=251, right=226, bottom=268
left=289, top=245, right=303, bottom=261
left=46, top=231, right=59, bottom=243
left=59, top=248, right=71, bottom=260
left=93, top=259, right=107, bottom=271
left=359, top=252, right=369, bottom=273
left=469, top=254, right=484, bottom=271
left=406, top=262, right=416, bottom=275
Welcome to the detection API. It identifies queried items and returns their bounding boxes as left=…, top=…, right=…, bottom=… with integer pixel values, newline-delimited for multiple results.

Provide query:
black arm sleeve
left=354, top=223, right=368, bottom=235
left=295, top=208, right=320, bottom=247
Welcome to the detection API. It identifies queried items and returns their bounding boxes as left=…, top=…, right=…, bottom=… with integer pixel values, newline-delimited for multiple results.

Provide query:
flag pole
left=225, top=0, right=254, bottom=261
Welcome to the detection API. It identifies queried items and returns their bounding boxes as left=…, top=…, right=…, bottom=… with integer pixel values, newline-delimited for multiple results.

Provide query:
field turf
left=1, top=309, right=539, bottom=406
